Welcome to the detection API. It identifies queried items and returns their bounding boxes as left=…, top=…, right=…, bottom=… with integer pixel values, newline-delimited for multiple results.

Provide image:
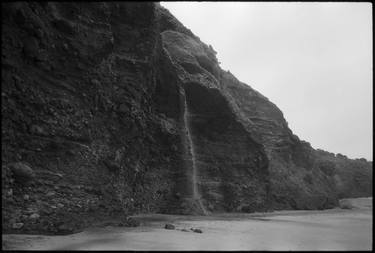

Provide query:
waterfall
left=184, top=96, right=208, bottom=215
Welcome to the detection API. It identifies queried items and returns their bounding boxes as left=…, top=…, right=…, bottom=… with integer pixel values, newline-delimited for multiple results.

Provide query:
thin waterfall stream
left=184, top=96, right=208, bottom=215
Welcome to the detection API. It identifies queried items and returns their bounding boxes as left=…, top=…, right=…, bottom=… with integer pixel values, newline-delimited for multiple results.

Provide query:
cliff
left=2, top=2, right=372, bottom=235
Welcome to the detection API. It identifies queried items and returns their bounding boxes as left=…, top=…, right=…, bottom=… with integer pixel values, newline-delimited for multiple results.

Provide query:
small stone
left=23, top=194, right=30, bottom=200
left=91, top=79, right=100, bottom=86
left=12, top=222, right=24, bottom=229
left=7, top=189, right=13, bottom=196
left=57, top=203, right=64, bottom=208
left=36, top=49, right=48, bottom=62
left=46, top=191, right=55, bottom=197
left=54, top=186, right=59, bottom=190
left=165, top=223, right=175, bottom=230
left=30, top=125, right=44, bottom=135
left=50, top=205, right=57, bottom=209
left=29, top=213, right=40, bottom=219
left=25, top=208, right=37, bottom=214
left=181, top=228, right=189, bottom=232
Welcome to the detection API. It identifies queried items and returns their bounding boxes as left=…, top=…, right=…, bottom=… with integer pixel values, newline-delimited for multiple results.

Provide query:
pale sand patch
left=2, top=197, right=372, bottom=251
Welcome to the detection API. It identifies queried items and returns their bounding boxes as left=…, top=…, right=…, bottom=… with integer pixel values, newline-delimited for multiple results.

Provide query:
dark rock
left=57, top=203, right=64, bottom=208
left=36, top=49, right=48, bottom=62
left=24, top=208, right=38, bottom=214
left=14, top=9, right=26, bottom=25
left=23, top=36, right=39, bottom=59
left=30, top=125, right=45, bottom=135
left=46, top=191, right=56, bottom=197
left=191, top=228, right=203, bottom=233
left=12, top=222, right=24, bottom=229
left=119, top=217, right=140, bottom=227
left=103, top=160, right=120, bottom=172
left=56, top=224, right=74, bottom=235
left=91, top=79, right=101, bottom=86
left=165, top=223, right=175, bottom=230
left=7, top=189, right=13, bottom=196
left=339, top=199, right=354, bottom=209
left=29, top=213, right=40, bottom=219
left=41, top=208, right=53, bottom=215
left=118, top=103, right=129, bottom=113
left=52, top=19, right=75, bottom=35
left=8, top=162, right=35, bottom=184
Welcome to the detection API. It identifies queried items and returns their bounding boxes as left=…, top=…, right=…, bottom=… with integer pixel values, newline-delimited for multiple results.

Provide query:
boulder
left=164, top=223, right=175, bottom=230
left=8, top=162, right=35, bottom=184
left=125, top=217, right=140, bottom=227
left=118, top=217, right=140, bottom=227
left=191, top=228, right=203, bottom=233
left=339, top=199, right=354, bottom=209
left=56, top=224, right=74, bottom=235
left=12, top=222, right=24, bottom=229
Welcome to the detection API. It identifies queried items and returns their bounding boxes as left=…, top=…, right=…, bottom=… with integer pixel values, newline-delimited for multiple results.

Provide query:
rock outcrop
left=2, top=2, right=372, bottom=234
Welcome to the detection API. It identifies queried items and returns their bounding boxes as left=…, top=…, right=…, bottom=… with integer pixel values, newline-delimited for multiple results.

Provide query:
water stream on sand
left=184, top=97, right=208, bottom=215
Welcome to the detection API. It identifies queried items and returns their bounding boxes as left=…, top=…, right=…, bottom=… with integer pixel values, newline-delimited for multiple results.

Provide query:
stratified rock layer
left=2, top=2, right=372, bottom=234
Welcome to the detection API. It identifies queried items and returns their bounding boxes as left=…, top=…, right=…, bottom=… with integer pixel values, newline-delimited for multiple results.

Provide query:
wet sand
left=2, top=197, right=372, bottom=251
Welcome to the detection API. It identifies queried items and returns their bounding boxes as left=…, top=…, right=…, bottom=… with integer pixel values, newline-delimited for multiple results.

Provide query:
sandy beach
left=2, top=197, right=372, bottom=251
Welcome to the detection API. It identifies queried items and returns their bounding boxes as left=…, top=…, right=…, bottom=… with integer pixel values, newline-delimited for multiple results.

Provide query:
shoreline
left=2, top=197, right=372, bottom=251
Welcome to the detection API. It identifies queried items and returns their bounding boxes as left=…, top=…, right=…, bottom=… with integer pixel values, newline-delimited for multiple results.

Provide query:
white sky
left=161, top=2, right=372, bottom=161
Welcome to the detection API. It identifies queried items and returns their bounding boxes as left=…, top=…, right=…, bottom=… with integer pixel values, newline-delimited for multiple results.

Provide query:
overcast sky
left=161, top=2, right=372, bottom=161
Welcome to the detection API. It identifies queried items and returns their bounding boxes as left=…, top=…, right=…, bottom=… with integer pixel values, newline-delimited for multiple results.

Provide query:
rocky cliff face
left=2, top=2, right=372, bottom=234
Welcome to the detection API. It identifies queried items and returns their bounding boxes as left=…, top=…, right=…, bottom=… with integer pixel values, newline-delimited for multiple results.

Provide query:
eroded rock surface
left=2, top=2, right=372, bottom=234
